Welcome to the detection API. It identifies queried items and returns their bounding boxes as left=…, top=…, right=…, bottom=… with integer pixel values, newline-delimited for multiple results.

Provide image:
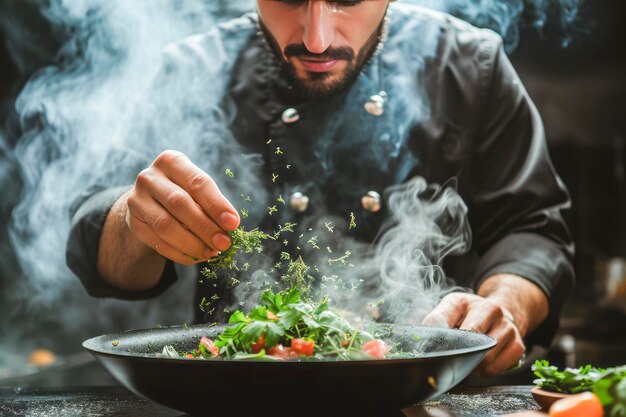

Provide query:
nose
left=302, top=1, right=336, bottom=54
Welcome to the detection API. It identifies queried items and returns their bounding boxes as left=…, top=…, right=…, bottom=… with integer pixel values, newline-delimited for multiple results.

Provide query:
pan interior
left=83, top=323, right=495, bottom=361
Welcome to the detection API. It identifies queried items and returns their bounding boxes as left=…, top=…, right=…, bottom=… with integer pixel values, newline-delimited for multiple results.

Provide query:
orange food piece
left=549, top=391, right=603, bottom=417
left=28, top=349, right=56, bottom=367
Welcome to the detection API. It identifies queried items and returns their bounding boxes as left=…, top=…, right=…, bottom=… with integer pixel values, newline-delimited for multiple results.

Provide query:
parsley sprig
left=532, top=360, right=626, bottom=416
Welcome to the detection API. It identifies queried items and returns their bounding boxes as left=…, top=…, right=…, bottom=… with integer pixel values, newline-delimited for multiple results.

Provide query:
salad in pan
left=160, top=287, right=393, bottom=361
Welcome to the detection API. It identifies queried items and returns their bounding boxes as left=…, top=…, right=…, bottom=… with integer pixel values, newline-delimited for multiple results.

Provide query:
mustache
left=284, top=44, right=355, bottom=61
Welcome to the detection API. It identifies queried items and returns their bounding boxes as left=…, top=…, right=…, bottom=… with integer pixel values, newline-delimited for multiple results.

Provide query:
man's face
left=257, top=0, right=391, bottom=98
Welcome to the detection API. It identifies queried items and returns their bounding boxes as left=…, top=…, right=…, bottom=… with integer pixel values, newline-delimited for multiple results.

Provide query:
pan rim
left=82, top=323, right=496, bottom=365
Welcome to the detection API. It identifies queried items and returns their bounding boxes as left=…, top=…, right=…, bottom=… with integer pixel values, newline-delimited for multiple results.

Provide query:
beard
left=259, top=20, right=385, bottom=99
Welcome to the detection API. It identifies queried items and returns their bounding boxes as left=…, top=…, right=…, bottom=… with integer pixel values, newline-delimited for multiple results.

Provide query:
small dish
left=531, top=387, right=572, bottom=411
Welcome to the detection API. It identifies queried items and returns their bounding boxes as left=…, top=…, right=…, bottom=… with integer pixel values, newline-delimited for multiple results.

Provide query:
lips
left=297, top=58, right=339, bottom=72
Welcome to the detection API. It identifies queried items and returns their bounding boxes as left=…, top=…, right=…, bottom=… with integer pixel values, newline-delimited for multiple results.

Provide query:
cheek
left=257, top=6, right=301, bottom=52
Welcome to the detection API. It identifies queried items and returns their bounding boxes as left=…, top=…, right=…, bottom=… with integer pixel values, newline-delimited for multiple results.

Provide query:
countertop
left=0, top=385, right=542, bottom=417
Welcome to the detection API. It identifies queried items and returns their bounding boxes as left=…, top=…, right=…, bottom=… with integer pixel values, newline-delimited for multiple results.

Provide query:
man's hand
left=125, top=150, right=240, bottom=263
left=98, top=150, right=240, bottom=290
left=422, top=274, right=549, bottom=376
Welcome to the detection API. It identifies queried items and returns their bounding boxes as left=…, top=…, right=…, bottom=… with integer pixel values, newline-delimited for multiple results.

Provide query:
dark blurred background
left=510, top=0, right=626, bottom=370
left=0, top=0, right=625, bottom=387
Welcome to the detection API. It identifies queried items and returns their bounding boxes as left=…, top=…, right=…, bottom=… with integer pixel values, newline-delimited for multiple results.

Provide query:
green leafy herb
left=532, top=360, right=626, bottom=417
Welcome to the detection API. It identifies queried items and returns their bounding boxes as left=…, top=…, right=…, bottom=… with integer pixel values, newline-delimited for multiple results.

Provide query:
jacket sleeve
left=468, top=38, right=575, bottom=348
left=66, top=183, right=178, bottom=300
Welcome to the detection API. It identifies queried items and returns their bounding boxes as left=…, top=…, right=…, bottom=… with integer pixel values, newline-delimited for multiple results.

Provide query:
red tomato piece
left=266, top=311, right=278, bottom=320
left=291, top=338, right=315, bottom=356
left=362, top=339, right=390, bottom=359
left=199, top=336, right=219, bottom=357
left=185, top=353, right=194, bottom=359
left=251, top=336, right=265, bottom=353
left=267, top=344, right=299, bottom=359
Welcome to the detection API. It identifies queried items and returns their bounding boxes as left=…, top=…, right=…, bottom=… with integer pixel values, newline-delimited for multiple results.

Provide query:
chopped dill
left=203, top=227, right=273, bottom=275
left=349, top=212, right=357, bottom=229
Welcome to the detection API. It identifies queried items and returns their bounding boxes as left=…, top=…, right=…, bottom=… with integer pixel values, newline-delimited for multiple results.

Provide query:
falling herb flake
left=281, top=256, right=315, bottom=299
left=326, top=246, right=333, bottom=253
left=349, top=212, right=357, bottom=229
left=277, top=195, right=285, bottom=205
left=286, top=164, right=291, bottom=169
left=240, top=208, right=249, bottom=218
left=266, top=138, right=272, bottom=144
left=324, top=222, right=335, bottom=233
left=278, top=222, right=297, bottom=234
left=328, top=251, right=352, bottom=266
left=183, top=323, right=190, bottom=330
left=275, top=147, right=284, bottom=155
left=272, top=173, right=279, bottom=183
left=225, top=169, right=235, bottom=178
left=268, top=205, right=278, bottom=216
left=112, top=341, right=119, bottom=347
left=308, top=236, right=320, bottom=250
left=240, top=194, right=252, bottom=202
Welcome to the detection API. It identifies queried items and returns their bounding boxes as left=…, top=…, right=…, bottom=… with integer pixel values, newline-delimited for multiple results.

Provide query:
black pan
left=83, top=323, right=495, bottom=416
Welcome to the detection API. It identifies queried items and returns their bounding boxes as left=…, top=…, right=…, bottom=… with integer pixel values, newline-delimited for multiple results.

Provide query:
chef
left=66, top=0, right=574, bottom=376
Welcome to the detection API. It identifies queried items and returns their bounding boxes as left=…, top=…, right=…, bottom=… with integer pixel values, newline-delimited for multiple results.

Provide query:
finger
left=136, top=168, right=233, bottom=252
left=153, top=151, right=240, bottom=231
left=475, top=330, right=525, bottom=376
left=477, top=319, right=516, bottom=367
left=457, top=299, right=503, bottom=334
left=422, top=293, right=468, bottom=329
left=127, top=194, right=216, bottom=261
left=127, top=211, right=217, bottom=265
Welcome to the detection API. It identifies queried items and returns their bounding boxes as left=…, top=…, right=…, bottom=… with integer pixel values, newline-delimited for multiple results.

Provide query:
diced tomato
left=251, top=336, right=265, bottom=353
left=199, top=336, right=219, bottom=357
left=267, top=344, right=299, bottom=359
left=341, top=340, right=349, bottom=348
left=362, top=339, right=390, bottom=359
left=185, top=353, right=194, bottom=359
left=266, top=311, right=278, bottom=320
left=291, top=338, right=315, bottom=356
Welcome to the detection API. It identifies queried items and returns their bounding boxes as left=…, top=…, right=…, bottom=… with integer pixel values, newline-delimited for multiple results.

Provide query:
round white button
left=282, top=108, right=300, bottom=124
left=361, top=191, right=382, bottom=213
left=290, top=192, right=309, bottom=213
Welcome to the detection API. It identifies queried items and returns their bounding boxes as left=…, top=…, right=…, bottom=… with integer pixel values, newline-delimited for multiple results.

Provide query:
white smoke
left=0, top=0, right=580, bottom=373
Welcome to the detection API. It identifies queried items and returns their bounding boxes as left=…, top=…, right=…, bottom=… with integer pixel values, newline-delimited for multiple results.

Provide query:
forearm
left=477, top=273, right=549, bottom=338
left=97, top=191, right=166, bottom=291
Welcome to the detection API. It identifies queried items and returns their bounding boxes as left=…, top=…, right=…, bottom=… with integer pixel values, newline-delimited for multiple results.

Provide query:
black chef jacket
left=66, top=4, right=574, bottom=349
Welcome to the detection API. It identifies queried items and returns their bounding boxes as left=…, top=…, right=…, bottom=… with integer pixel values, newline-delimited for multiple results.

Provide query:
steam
left=0, top=0, right=580, bottom=371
